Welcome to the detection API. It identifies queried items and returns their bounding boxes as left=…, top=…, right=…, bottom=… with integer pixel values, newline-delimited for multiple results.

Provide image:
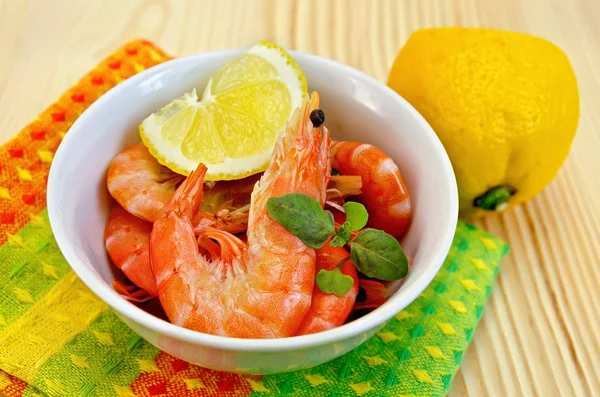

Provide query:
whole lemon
left=387, top=28, right=579, bottom=217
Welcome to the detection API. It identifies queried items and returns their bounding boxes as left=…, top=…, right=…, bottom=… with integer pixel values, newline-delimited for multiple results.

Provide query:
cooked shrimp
left=149, top=93, right=331, bottom=338
left=105, top=204, right=158, bottom=297
left=330, top=141, right=412, bottom=237
left=106, top=172, right=289, bottom=299
left=296, top=240, right=358, bottom=335
left=107, top=143, right=184, bottom=222
left=105, top=204, right=244, bottom=301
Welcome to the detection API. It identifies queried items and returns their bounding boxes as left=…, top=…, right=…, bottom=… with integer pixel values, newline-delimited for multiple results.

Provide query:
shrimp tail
left=162, top=163, right=207, bottom=219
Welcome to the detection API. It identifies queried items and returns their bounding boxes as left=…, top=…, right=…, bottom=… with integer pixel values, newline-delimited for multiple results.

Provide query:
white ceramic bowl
left=47, top=49, right=458, bottom=374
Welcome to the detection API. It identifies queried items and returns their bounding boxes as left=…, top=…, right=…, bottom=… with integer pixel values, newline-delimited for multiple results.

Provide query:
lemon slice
left=139, top=41, right=307, bottom=181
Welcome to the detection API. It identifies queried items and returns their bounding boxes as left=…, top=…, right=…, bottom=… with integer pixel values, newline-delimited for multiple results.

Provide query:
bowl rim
left=47, top=48, right=458, bottom=352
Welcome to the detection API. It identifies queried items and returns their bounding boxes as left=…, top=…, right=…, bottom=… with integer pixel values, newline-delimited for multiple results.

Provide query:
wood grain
left=1, top=0, right=599, bottom=396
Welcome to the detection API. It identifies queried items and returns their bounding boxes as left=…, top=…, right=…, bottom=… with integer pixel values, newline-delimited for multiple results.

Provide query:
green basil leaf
left=330, top=235, right=346, bottom=247
left=343, top=202, right=368, bottom=231
left=266, top=194, right=335, bottom=248
left=348, top=228, right=408, bottom=280
left=337, top=221, right=352, bottom=241
left=316, top=268, right=355, bottom=296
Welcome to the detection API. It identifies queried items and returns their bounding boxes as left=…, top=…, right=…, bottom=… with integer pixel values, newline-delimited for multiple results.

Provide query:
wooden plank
left=0, top=0, right=598, bottom=395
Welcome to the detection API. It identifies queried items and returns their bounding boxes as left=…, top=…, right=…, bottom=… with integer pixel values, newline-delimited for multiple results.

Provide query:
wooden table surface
left=1, top=1, right=599, bottom=396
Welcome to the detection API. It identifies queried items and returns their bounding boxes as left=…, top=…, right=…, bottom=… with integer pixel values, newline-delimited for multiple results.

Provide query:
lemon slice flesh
left=140, top=41, right=307, bottom=181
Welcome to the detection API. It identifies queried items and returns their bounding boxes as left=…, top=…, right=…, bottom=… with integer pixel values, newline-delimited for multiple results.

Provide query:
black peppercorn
left=310, top=109, right=325, bottom=127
